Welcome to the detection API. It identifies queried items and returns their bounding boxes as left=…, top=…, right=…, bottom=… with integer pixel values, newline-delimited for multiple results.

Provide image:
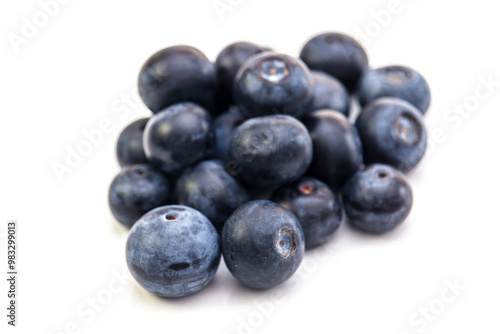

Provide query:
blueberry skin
left=357, top=65, right=431, bottom=114
left=126, top=205, right=221, bottom=298
left=342, top=164, right=413, bottom=234
left=108, top=164, right=170, bottom=228
left=233, top=52, right=314, bottom=118
left=209, top=107, right=245, bottom=162
left=216, top=42, right=270, bottom=110
left=144, top=103, right=212, bottom=174
left=176, top=160, right=250, bottom=233
left=309, top=71, right=351, bottom=116
left=302, top=110, right=363, bottom=190
left=116, top=118, right=149, bottom=167
left=300, top=32, right=368, bottom=92
left=138, top=45, right=217, bottom=113
left=271, top=178, right=342, bottom=250
left=229, top=115, right=313, bottom=187
left=222, top=200, right=305, bottom=289
left=355, top=98, right=427, bottom=172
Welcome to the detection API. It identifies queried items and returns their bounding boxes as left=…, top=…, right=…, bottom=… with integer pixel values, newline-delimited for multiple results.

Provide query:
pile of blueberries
left=109, top=32, right=430, bottom=298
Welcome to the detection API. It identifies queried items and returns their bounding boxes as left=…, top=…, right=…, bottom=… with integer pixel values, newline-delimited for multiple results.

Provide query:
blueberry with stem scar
left=222, top=200, right=305, bottom=289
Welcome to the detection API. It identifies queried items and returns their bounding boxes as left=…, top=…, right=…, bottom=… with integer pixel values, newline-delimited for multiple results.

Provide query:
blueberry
left=216, top=42, right=270, bottom=110
left=229, top=115, right=313, bottom=187
left=342, top=164, right=413, bottom=234
left=176, top=160, right=250, bottom=232
left=209, top=107, right=245, bottom=162
left=222, top=200, right=305, bottom=289
left=300, top=32, right=368, bottom=92
left=308, top=71, right=351, bottom=116
left=233, top=52, right=314, bottom=118
left=355, top=98, right=427, bottom=172
left=271, top=177, right=342, bottom=250
left=138, top=45, right=217, bottom=113
left=144, top=102, right=212, bottom=174
left=302, top=110, right=363, bottom=190
left=116, top=118, right=149, bottom=167
left=357, top=65, right=431, bottom=114
left=126, top=205, right=220, bottom=298
left=108, top=164, right=170, bottom=228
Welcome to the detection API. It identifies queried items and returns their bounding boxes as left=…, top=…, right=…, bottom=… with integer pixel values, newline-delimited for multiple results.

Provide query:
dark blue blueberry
left=233, top=52, right=314, bottom=118
left=108, top=164, right=170, bottom=228
left=222, top=200, right=305, bottom=289
left=342, top=164, right=413, bottom=234
left=209, top=107, right=245, bottom=162
left=144, top=103, right=212, bottom=174
left=229, top=115, right=313, bottom=187
left=138, top=45, right=217, bottom=114
left=126, top=205, right=220, bottom=298
left=300, top=32, right=368, bottom=92
left=216, top=42, right=270, bottom=110
left=355, top=98, right=427, bottom=172
left=271, top=177, right=342, bottom=250
left=302, top=110, right=363, bottom=190
left=308, top=71, right=351, bottom=116
left=176, top=160, right=250, bottom=233
left=116, top=118, right=149, bottom=167
left=357, top=65, right=431, bottom=114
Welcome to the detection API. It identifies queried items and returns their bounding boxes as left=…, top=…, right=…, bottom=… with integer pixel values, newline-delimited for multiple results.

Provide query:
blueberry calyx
left=276, top=229, right=296, bottom=258
left=134, top=168, right=148, bottom=177
left=259, top=59, right=289, bottom=83
left=165, top=214, right=177, bottom=221
left=381, top=66, right=413, bottom=84
left=298, top=182, right=315, bottom=195
left=395, top=113, right=422, bottom=146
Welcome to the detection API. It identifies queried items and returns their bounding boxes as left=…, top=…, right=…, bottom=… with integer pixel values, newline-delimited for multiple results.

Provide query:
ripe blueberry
left=108, top=164, right=170, bottom=228
left=229, top=115, right=313, bottom=187
left=271, top=177, right=342, bottom=249
left=222, top=200, right=305, bottom=289
left=126, top=205, right=220, bottom=297
left=357, top=65, right=431, bottom=114
left=342, top=164, right=413, bottom=234
left=300, top=32, right=368, bottom=92
left=144, top=102, right=212, bottom=174
left=233, top=52, right=314, bottom=118
left=138, top=45, right=217, bottom=113
left=355, top=98, right=427, bottom=172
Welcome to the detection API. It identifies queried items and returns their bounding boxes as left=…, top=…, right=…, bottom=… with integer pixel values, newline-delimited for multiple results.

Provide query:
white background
left=1, top=0, right=500, bottom=333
